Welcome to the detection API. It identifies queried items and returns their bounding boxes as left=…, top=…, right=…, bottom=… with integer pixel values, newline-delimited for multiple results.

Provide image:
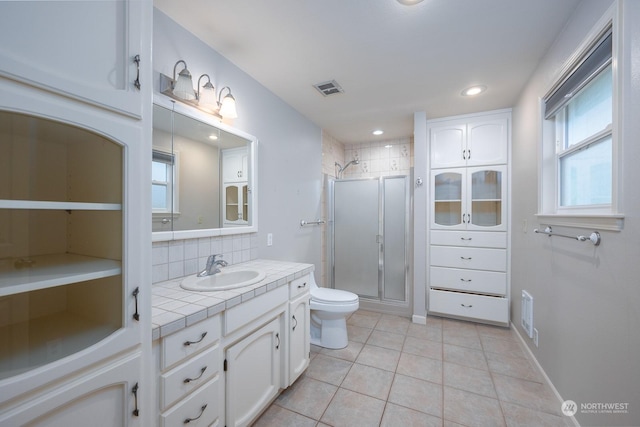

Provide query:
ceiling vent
left=313, top=80, right=344, bottom=96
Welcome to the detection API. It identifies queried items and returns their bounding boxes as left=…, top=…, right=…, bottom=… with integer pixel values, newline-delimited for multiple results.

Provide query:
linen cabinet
left=427, top=110, right=511, bottom=326
left=0, top=0, right=152, bottom=423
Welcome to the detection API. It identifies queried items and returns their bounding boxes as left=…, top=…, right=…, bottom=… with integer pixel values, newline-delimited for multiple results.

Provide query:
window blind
left=544, top=27, right=612, bottom=119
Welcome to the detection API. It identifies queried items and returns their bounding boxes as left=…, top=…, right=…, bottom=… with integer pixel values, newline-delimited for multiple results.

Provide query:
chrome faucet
left=197, top=254, right=228, bottom=277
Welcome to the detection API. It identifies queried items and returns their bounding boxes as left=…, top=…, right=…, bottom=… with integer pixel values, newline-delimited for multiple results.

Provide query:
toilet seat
left=311, top=287, right=358, bottom=304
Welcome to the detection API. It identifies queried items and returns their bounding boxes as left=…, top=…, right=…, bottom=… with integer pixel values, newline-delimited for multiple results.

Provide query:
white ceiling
left=154, top=0, right=580, bottom=144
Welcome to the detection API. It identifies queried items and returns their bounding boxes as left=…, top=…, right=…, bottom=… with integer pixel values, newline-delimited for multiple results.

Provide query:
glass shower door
left=333, top=179, right=380, bottom=298
left=383, top=177, right=407, bottom=301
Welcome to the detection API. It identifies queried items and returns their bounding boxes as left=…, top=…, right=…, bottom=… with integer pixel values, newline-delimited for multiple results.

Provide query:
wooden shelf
left=0, top=311, right=116, bottom=380
left=0, top=254, right=122, bottom=297
left=0, top=200, right=121, bottom=211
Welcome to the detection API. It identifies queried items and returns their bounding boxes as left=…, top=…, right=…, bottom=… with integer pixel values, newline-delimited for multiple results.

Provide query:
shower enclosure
left=327, top=175, right=411, bottom=315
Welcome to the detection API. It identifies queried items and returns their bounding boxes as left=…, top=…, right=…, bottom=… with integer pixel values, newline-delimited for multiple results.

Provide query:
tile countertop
left=151, top=259, right=315, bottom=340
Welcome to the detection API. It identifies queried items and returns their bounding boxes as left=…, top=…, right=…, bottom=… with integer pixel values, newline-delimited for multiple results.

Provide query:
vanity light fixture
left=217, top=87, right=238, bottom=119
left=197, top=74, right=218, bottom=112
left=159, top=59, right=239, bottom=120
left=461, top=85, right=487, bottom=96
left=172, top=60, right=196, bottom=101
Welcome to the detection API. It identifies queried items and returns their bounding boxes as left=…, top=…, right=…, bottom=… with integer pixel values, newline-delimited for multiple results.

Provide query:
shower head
left=336, top=159, right=360, bottom=178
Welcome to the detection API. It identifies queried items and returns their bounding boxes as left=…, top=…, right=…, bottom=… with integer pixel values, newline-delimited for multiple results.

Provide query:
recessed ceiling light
left=209, top=134, right=219, bottom=140
left=462, top=85, right=487, bottom=96
left=385, top=144, right=393, bottom=149
left=397, top=0, right=424, bottom=5
left=373, top=130, right=384, bottom=136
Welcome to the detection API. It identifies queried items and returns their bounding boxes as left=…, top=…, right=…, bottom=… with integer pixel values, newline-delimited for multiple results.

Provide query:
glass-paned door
left=469, top=166, right=506, bottom=230
left=432, top=170, right=464, bottom=229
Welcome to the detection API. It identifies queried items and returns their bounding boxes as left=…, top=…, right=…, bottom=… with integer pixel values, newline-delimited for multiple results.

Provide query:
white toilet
left=309, top=274, right=359, bottom=349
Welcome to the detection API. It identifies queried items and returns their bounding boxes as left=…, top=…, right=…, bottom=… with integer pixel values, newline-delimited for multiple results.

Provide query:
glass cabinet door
left=432, top=170, right=464, bottom=229
left=225, top=184, right=240, bottom=222
left=468, top=166, right=506, bottom=230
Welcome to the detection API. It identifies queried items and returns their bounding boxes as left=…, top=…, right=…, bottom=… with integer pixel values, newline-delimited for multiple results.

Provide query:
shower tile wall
left=344, top=138, right=414, bottom=179
left=152, top=234, right=259, bottom=284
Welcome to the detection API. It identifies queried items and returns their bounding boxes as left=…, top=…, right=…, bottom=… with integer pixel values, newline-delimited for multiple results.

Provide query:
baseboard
left=510, top=322, right=580, bottom=427
left=412, top=314, right=427, bottom=325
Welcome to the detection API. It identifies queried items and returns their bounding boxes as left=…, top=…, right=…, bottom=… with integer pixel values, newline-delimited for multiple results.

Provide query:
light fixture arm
left=172, top=60, right=189, bottom=85
left=197, top=74, right=214, bottom=101
left=217, top=86, right=234, bottom=105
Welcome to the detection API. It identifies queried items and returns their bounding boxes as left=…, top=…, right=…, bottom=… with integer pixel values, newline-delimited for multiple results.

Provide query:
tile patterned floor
left=254, top=310, right=573, bottom=427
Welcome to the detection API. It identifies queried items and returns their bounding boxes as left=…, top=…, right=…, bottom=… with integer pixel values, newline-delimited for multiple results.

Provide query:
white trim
left=535, top=213, right=623, bottom=231
left=411, top=314, right=427, bottom=325
left=511, top=322, right=580, bottom=427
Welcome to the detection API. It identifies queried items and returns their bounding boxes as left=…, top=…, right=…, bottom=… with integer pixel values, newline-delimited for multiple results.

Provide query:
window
left=540, top=22, right=620, bottom=228
left=152, top=149, right=176, bottom=213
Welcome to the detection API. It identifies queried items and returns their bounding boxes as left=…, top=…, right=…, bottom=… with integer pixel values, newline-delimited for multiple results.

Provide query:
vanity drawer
left=430, top=266, right=506, bottom=295
left=430, top=246, right=506, bottom=272
left=160, top=344, right=220, bottom=410
left=160, top=375, right=220, bottom=427
left=430, top=231, right=506, bottom=248
left=429, top=289, right=508, bottom=324
left=162, top=315, right=221, bottom=370
left=290, top=274, right=311, bottom=298
left=224, top=285, right=288, bottom=335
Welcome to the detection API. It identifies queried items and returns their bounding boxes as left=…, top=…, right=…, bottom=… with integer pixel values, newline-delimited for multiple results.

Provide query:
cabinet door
left=288, top=294, right=310, bottom=386
left=431, top=169, right=465, bottom=230
left=222, top=148, right=249, bottom=182
left=466, top=118, right=508, bottom=166
left=225, top=316, right=283, bottom=427
left=467, top=166, right=507, bottom=231
left=429, top=123, right=466, bottom=168
left=0, top=353, right=142, bottom=426
left=0, top=0, right=146, bottom=118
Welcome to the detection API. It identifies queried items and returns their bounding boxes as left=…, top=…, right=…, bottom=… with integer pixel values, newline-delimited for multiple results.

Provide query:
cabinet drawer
left=429, top=289, right=508, bottom=324
left=160, top=375, right=220, bottom=427
left=430, top=231, right=506, bottom=248
left=290, top=274, right=311, bottom=299
left=430, top=266, right=506, bottom=295
left=162, top=315, right=221, bottom=370
left=160, top=344, right=220, bottom=410
left=430, top=246, right=506, bottom=271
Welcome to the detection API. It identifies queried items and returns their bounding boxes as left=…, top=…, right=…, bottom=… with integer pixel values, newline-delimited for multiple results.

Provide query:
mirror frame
left=152, top=94, right=258, bottom=242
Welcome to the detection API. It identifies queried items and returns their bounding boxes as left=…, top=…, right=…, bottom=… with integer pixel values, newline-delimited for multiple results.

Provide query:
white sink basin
left=180, top=268, right=266, bottom=291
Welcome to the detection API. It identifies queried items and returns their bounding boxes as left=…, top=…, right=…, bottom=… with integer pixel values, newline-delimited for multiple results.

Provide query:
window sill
left=535, top=213, right=624, bottom=231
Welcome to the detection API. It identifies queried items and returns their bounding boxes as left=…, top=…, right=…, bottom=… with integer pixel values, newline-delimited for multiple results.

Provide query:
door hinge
left=224, top=359, right=227, bottom=371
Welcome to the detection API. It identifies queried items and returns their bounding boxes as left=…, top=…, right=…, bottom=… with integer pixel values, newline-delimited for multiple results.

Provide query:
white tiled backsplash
left=343, top=138, right=413, bottom=178
left=152, top=234, right=259, bottom=284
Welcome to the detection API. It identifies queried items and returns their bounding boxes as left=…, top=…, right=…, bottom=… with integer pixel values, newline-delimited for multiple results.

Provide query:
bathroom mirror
left=152, top=98, right=257, bottom=241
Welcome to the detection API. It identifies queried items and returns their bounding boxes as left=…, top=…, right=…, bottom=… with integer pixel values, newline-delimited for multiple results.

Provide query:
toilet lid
left=312, top=287, right=358, bottom=304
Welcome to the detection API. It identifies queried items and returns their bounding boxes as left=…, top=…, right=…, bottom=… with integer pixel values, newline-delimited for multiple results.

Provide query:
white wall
left=511, top=1, right=640, bottom=425
left=153, top=9, right=323, bottom=275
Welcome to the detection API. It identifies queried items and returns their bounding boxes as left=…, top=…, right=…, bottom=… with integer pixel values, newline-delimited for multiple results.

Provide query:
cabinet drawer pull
left=461, top=303, right=473, bottom=308
left=298, top=282, right=307, bottom=289
left=460, top=278, right=472, bottom=282
left=460, top=256, right=472, bottom=260
left=292, top=315, right=298, bottom=331
left=183, top=332, right=207, bottom=346
left=132, top=287, right=140, bottom=321
left=460, top=237, right=472, bottom=241
left=276, top=332, right=280, bottom=350
left=184, top=404, right=207, bottom=424
left=133, top=54, right=141, bottom=90
left=132, top=382, right=140, bottom=417
left=183, top=366, right=207, bottom=383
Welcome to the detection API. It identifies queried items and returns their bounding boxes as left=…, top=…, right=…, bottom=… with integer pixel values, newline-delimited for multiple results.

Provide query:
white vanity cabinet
left=427, top=110, right=511, bottom=326
left=156, top=315, right=222, bottom=427
left=0, top=0, right=147, bottom=118
left=288, top=275, right=311, bottom=386
left=225, top=315, right=284, bottom=427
